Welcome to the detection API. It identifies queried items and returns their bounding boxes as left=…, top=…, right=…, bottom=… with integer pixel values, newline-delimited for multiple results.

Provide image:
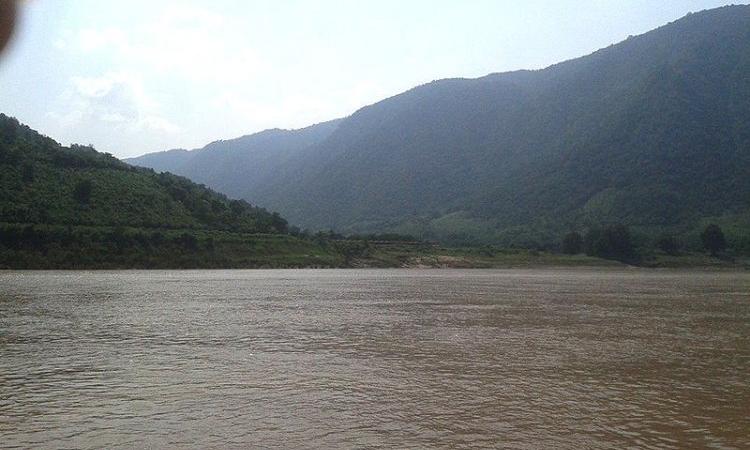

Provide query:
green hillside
left=128, top=6, right=750, bottom=252
left=0, top=114, right=341, bottom=269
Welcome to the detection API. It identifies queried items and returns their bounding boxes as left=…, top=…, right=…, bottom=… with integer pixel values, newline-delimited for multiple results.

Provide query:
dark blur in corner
left=0, top=0, right=17, bottom=57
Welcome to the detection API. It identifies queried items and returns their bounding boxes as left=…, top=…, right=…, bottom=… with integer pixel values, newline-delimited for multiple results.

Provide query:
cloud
left=49, top=3, right=276, bottom=149
left=57, top=4, right=267, bottom=86
left=77, top=27, right=130, bottom=53
left=140, top=115, right=180, bottom=134
left=47, top=2, right=396, bottom=155
left=50, top=72, right=179, bottom=134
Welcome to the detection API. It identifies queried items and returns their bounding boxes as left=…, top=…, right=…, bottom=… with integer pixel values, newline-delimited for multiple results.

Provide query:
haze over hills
left=128, top=5, right=750, bottom=249
left=128, top=120, right=342, bottom=201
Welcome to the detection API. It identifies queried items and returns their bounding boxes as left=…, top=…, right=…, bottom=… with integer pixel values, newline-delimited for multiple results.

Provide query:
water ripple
left=1, top=269, right=748, bottom=449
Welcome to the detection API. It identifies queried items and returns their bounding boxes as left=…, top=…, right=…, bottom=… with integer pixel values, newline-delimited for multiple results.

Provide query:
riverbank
left=1, top=226, right=747, bottom=269
left=0, top=225, right=342, bottom=269
left=351, top=244, right=620, bottom=269
left=351, top=243, right=749, bottom=270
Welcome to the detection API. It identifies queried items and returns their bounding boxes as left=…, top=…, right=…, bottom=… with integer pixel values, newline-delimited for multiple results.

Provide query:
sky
left=0, top=0, right=745, bottom=158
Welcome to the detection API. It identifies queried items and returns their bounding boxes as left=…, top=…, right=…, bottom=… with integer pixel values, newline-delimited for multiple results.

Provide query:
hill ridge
left=128, top=5, right=750, bottom=250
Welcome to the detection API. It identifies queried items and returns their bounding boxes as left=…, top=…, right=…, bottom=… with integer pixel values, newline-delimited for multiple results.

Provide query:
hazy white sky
left=0, top=0, right=744, bottom=158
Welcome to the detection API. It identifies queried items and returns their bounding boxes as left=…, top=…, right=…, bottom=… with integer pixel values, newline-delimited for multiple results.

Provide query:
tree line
left=561, top=223, right=729, bottom=262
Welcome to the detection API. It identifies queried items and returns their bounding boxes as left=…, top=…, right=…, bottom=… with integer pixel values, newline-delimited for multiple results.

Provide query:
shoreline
left=1, top=258, right=746, bottom=271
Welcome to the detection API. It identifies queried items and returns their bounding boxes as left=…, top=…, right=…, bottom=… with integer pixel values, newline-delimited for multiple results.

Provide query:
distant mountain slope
left=127, top=119, right=341, bottom=200
left=128, top=5, right=750, bottom=247
left=126, top=148, right=193, bottom=174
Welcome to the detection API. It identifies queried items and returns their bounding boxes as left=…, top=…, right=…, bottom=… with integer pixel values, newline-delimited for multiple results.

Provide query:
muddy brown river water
left=1, top=269, right=748, bottom=449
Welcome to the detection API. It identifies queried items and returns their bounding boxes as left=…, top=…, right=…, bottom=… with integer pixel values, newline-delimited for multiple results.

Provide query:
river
left=1, top=269, right=748, bottom=449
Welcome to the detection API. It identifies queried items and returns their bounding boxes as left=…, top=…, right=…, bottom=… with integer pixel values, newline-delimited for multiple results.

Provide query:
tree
left=229, top=199, right=247, bottom=216
left=210, top=199, right=225, bottom=213
left=334, top=240, right=369, bottom=264
left=701, top=224, right=726, bottom=256
left=108, top=226, right=129, bottom=253
left=175, top=232, right=198, bottom=251
left=150, top=231, right=165, bottom=246
left=562, top=231, right=583, bottom=254
left=21, top=163, right=34, bottom=183
left=270, top=212, right=288, bottom=234
left=21, top=225, right=43, bottom=250
left=73, top=179, right=93, bottom=204
left=0, top=113, right=18, bottom=144
left=584, top=224, right=636, bottom=262
left=656, top=234, right=679, bottom=255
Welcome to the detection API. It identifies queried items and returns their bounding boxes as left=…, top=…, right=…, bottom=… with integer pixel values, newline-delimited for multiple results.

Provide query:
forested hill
left=133, top=5, right=750, bottom=248
left=0, top=114, right=287, bottom=233
left=0, top=114, right=352, bottom=269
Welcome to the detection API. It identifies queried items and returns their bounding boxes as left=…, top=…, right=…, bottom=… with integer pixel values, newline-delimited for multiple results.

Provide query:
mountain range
left=128, top=5, right=750, bottom=248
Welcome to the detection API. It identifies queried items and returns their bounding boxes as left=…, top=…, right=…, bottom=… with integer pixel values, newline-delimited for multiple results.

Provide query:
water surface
left=1, top=269, right=749, bottom=449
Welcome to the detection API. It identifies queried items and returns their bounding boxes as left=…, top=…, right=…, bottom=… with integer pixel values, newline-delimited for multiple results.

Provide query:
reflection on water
left=1, top=269, right=748, bottom=449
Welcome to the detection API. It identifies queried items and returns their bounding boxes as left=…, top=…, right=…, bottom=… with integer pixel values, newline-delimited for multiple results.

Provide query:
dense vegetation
left=557, top=222, right=747, bottom=267
left=0, top=223, right=344, bottom=269
left=129, top=6, right=750, bottom=254
left=0, top=114, right=290, bottom=233
left=0, top=114, right=344, bottom=268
